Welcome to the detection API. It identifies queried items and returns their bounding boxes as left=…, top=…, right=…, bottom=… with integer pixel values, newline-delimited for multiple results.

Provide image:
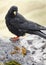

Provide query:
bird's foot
left=10, top=36, right=19, bottom=42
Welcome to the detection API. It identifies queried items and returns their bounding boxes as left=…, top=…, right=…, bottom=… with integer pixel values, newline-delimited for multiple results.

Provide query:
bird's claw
left=10, top=37, right=19, bottom=42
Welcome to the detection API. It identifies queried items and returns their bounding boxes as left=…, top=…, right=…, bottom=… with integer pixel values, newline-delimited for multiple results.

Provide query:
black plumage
left=5, top=6, right=46, bottom=39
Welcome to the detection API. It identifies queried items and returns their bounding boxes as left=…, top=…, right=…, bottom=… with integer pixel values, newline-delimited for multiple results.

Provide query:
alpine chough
left=5, top=6, right=46, bottom=40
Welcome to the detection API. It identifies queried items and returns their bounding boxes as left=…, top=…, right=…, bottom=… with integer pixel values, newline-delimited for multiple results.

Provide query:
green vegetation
left=5, top=60, right=21, bottom=65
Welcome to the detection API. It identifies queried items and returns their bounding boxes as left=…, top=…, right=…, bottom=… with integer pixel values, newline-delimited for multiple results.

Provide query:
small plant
left=5, top=60, right=21, bottom=65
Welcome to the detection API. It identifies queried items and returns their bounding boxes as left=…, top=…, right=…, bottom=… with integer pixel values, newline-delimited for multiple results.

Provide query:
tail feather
left=39, top=26, right=46, bottom=30
left=34, top=31, right=46, bottom=39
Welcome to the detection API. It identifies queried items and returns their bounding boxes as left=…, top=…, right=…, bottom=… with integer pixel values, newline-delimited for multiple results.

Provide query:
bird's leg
left=10, top=36, right=19, bottom=42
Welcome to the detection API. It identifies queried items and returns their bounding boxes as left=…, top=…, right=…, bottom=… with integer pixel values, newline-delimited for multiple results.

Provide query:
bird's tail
left=34, top=31, right=46, bottom=39
left=39, top=25, right=46, bottom=30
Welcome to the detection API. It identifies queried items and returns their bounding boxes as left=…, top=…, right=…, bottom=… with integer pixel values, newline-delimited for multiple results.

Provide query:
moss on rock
left=5, top=60, right=21, bottom=65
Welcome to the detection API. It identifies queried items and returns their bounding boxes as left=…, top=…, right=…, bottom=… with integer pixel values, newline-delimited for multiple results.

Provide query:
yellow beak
left=13, top=11, right=16, bottom=15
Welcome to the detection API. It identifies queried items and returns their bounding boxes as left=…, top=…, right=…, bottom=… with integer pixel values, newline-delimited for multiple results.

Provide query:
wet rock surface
left=0, top=35, right=46, bottom=65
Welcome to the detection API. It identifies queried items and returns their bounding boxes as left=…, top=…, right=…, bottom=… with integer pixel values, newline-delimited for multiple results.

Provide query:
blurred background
left=0, top=0, right=46, bottom=37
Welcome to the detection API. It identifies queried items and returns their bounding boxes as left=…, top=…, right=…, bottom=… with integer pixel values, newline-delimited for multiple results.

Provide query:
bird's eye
left=13, top=11, right=16, bottom=15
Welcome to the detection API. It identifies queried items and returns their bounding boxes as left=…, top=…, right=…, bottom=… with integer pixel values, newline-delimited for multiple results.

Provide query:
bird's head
left=7, top=6, right=18, bottom=17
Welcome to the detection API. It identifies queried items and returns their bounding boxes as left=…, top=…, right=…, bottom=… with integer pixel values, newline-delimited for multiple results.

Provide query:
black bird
left=5, top=6, right=46, bottom=41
